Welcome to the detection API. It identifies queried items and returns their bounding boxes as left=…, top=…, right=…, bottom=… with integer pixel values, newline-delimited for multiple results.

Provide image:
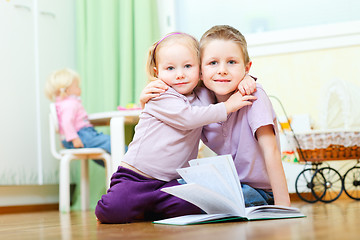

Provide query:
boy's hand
left=139, top=79, right=168, bottom=109
left=72, top=137, right=84, bottom=148
left=238, top=74, right=257, bottom=96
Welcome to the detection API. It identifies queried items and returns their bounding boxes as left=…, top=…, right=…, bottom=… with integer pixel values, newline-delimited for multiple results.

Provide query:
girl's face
left=201, top=39, right=251, bottom=102
left=155, top=42, right=200, bottom=96
left=66, top=79, right=81, bottom=96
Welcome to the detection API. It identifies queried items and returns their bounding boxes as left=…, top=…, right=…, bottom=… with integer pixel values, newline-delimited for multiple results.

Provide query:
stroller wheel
left=343, top=166, right=360, bottom=200
left=312, top=167, right=343, bottom=203
left=295, top=168, right=324, bottom=203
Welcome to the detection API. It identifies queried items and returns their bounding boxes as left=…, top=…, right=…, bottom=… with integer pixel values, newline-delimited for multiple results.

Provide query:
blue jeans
left=177, top=179, right=274, bottom=208
left=62, top=127, right=111, bottom=167
left=242, top=184, right=274, bottom=207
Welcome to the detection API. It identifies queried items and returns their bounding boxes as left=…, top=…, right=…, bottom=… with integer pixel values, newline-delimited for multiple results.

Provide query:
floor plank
left=1, top=199, right=360, bottom=240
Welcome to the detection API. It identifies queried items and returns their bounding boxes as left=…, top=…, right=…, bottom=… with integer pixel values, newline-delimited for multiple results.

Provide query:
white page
left=189, top=155, right=244, bottom=207
left=177, top=164, right=240, bottom=206
left=245, top=205, right=305, bottom=220
left=153, top=213, right=240, bottom=225
left=161, top=183, right=244, bottom=215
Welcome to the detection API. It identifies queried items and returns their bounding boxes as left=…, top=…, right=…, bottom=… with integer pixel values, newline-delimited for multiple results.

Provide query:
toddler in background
left=45, top=68, right=111, bottom=166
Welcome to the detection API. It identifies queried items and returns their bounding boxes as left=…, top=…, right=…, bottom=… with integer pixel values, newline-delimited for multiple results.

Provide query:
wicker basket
left=282, top=130, right=360, bottom=162
left=297, top=145, right=360, bottom=162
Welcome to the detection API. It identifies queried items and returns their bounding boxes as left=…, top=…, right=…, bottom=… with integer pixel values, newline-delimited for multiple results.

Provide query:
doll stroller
left=270, top=79, right=360, bottom=203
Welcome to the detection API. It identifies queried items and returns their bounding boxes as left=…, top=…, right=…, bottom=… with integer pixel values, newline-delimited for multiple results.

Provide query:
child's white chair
left=49, top=104, right=113, bottom=213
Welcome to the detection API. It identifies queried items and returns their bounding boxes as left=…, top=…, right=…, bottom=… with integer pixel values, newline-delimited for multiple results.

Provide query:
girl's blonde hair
left=199, top=25, right=250, bottom=65
left=145, top=32, right=200, bottom=82
left=45, top=68, right=80, bottom=101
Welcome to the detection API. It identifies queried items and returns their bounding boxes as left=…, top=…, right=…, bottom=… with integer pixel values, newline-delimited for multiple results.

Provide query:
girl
left=45, top=68, right=111, bottom=166
left=141, top=25, right=291, bottom=207
left=95, top=32, right=256, bottom=223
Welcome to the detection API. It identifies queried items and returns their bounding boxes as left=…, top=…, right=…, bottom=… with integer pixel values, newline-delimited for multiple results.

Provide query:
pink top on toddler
left=55, top=95, right=93, bottom=141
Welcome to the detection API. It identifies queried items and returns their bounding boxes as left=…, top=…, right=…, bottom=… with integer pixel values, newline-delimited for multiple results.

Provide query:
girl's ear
left=153, top=67, right=158, bottom=77
left=245, top=61, right=252, bottom=74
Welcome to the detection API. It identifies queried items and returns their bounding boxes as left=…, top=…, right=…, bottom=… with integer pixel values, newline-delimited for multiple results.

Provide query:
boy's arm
left=256, top=125, right=291, bottom=207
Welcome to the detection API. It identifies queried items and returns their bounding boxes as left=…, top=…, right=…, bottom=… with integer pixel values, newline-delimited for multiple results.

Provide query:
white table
left=88, top=110, right=141, bottom=172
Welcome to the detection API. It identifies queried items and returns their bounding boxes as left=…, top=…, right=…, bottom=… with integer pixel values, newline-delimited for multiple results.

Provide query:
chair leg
left=80, top=159, right=90, bottom=211
left=59, top=155, right=72, bottom=213
left=102, top=153, right=113, bottom=188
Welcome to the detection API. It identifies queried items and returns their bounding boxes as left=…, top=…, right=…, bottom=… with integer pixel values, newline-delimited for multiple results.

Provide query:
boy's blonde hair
left=145, top=32, right=200, bottom=82
left=199, top=25, right=250, bottom=65
left=45, top=68, right=80, bottom=101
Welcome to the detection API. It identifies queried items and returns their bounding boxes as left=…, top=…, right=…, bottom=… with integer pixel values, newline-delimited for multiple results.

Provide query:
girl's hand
left=72, top=137, right=84, bottom=148
left=139, top=79, right=168, bottom=109
left=238, top=74, right=257, bottom=96
left=224, top=91, right=257, bottom=114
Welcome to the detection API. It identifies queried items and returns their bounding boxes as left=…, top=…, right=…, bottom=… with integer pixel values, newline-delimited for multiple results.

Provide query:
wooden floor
left=1, top=199, right=360, bottom=240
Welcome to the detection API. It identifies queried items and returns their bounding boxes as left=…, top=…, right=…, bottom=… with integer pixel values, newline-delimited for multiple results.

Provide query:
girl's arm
left=145, top=90, right=256, bottom=131
left=139, top=79, right=168, bottom=108
left=238, top=74, right=257, bottom=96
left=72, top=137, right=84, bottom=148
left=59, top=99, right=81, bottom=142
left=223, top=91, right=256, bottom=114
left=256, top=125, right=291, bottom=207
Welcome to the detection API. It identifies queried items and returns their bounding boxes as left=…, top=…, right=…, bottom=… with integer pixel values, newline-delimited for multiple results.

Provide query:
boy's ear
left=153, top=67, right=158, bottom=76
left=245, top=61, right=252, bottom=74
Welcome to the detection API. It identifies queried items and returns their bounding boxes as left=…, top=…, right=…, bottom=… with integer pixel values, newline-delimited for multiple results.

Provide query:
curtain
left=73, top=0, right=160, bottom=210
left=76, top=0, right=159, bottom=113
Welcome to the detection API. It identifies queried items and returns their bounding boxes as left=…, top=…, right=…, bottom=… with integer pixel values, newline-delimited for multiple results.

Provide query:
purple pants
left=95, top=166, right=202, bottom=223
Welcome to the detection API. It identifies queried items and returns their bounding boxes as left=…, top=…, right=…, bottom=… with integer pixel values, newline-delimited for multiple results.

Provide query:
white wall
left=0, top=0, right=76, bottom=205
left=171, top=0, right=360, bottom=38
left=161, top=0, right=360, bottom=193
left=162, top=0, right=360, bottom=132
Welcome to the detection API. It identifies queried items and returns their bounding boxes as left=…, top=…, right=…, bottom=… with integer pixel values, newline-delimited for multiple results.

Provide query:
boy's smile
left=214, top=79, right=231, bottom=82
left=201, top=39, right=251, bottom=102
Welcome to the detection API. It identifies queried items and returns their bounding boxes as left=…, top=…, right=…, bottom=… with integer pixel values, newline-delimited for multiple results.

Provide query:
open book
left=154, top=155, right=305, bottom=225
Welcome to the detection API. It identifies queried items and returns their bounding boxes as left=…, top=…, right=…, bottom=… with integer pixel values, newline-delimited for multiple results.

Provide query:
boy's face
left=155, top=43, right=200, bottom=95
left=201, top=40, right=251, bottom=100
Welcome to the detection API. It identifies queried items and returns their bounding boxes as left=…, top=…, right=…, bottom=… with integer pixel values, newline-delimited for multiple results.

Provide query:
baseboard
left=289, top=192, right=305, bottom=202
left=0, top=203, right=59, bottom=214
left=0, top=185, right=59, bottom=207
left=289, top=191, right=360, bottom=202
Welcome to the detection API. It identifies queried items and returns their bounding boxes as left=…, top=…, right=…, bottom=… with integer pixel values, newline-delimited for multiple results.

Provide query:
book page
left=153, top=213, right=245, bottom=225
left=177, top=164, right=240, bottom=206
left=161, top=183, right=244, bottom=215
left=189, top=155, right=244, bottom=207
left=245, top=205, right=305, bottom=220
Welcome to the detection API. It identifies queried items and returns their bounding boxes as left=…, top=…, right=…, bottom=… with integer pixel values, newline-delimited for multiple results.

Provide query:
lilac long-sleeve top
left=123, top=87, right=227, bottom=181
left=55, top=95, right=92, bottom=141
